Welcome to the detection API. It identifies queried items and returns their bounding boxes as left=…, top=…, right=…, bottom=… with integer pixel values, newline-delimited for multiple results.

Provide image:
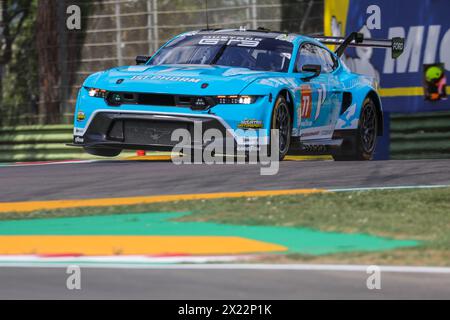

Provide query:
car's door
left=315, top=45, right=343, bottom=138
left=294, top=43, right=342, bottom=140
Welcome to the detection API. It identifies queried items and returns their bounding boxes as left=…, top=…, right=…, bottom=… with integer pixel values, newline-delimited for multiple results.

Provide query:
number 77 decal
left=299, top=84, right=327, bottom=120
left=300, top=85, right=312, bottom=118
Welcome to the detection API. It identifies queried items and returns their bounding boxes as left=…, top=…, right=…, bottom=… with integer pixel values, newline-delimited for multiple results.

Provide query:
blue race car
left=72, top=28, right=404, bottom=160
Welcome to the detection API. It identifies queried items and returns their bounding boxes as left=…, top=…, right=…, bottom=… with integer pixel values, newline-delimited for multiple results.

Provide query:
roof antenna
left=205, top=0, right=210, bottom=29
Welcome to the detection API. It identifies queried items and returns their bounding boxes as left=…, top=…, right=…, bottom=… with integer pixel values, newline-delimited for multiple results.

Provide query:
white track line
left=0, top=160, right=98, bottom=168
left=1, top=258, right=450, bottom=274
left=0, top=255, right=246, bottom=267
left=329, top=184, right=450, bottom=192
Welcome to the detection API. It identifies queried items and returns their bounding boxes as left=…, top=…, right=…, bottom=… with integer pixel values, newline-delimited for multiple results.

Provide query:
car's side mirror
left=301, top=64, right=321, bottom=82
left=136, top=55, right=150, bottom=65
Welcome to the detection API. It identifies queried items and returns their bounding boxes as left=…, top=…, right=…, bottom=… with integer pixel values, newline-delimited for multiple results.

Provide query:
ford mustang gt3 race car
left=72, top=28, right=404, bottom=160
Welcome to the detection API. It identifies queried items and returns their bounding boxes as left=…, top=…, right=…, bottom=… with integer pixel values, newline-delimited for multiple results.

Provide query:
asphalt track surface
left=1, top=159, right=450, bottom=202
left=1, top=267, right=449, bottom=299
left=1, top=159, right=449, bottom=300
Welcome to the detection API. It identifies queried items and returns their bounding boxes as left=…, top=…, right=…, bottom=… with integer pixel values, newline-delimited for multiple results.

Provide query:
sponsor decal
left=302, top=130, right=320, bottom=138
left=130, top=75, right=201, bottom=83
left=126, top=66, right=150, bottom=72
left=198, top=35, right=263, bottom=48
left=74, top=136, right=84, bottom=144
left=238, top=119, right=264, bottom=129
left=76, top=111, right=85, bottom=122
left=74, top=128, right=84, bottom=135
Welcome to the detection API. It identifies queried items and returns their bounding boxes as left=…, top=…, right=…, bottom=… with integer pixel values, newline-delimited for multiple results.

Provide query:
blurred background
left=0, top=0, right=324, bottom=125
left=0, top=0, right=449, bottom=161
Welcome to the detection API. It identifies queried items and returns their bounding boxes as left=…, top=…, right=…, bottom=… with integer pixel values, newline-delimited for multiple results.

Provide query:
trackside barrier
left=390, top=111, right=450, bottom=160
left=1, top=118, right=449, bottom=162
left=0, top=125, right=133, bottom=162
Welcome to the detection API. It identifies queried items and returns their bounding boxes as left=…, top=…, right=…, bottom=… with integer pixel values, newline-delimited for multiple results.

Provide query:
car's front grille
left=122, top=119, right=190, bottom=146
left=137, top=93, right=176, bottom=106
left=105, top=91, right=216, bottom=110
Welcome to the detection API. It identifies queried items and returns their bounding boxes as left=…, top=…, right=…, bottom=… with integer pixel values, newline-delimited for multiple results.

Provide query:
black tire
left=333, top=97, right=378, bottom=161
left=84, top=147, right=122, bottom=157
left=270, top=96, right=292, bottom=161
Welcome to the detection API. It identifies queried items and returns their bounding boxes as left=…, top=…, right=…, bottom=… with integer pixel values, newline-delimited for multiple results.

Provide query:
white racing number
left=315, top=84, right=327, bottom=120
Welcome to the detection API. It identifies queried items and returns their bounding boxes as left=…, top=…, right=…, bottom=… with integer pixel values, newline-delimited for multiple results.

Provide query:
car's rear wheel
left=333, top=97, right=378, bottom=161
left=270, top=96, right=292, bottom=161
left=84, top=147, right=122, bottom=157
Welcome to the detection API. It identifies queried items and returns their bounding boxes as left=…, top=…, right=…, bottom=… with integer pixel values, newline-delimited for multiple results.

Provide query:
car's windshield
left=148, top=34, right=293, bottom=72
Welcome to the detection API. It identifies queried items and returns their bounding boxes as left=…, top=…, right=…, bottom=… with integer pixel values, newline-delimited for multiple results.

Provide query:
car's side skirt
left=287, top=129, right=357, bottom=156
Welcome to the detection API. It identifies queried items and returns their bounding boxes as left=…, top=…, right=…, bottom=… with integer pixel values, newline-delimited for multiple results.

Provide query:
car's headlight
left=85, top=87, right=107, bottom=98
left=216, top=95, right=258, bottom=105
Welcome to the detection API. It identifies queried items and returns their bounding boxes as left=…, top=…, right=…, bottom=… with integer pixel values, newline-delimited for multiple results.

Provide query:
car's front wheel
left=84, top=147, right=122, bottom=157
left=333, top=97, right=378, bottom=161
left=270, top=96, right=292, bottom=161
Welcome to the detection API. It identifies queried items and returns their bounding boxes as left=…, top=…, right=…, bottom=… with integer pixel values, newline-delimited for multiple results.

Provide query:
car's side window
left=295, top=43, right=322, bottom=72
left=318, top=47, right=337, bottom=73
left=295, top=43, right=337, bottom=73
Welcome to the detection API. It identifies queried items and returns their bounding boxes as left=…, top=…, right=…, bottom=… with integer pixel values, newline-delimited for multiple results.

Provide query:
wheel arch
left=277, top=89, right=295, bottom=126
left=366, top=90, right=384, bottom=136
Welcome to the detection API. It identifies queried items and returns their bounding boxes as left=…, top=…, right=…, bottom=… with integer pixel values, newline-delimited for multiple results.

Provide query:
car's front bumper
left=73, top=89, right=273, bottom=151
left=72, top=110, right=268, bottom=152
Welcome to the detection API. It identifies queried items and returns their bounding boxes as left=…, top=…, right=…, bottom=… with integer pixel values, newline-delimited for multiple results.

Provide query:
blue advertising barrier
left=325, top=0, right=449, bottom=113
left=325, top=0, right=450, bottom=159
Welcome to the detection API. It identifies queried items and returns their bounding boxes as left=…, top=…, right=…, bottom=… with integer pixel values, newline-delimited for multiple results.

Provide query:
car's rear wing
left=313, top=32, right=405, bottom=59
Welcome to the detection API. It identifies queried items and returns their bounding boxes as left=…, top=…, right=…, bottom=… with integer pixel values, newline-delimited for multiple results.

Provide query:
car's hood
left=85, top=65, right=273, bottom=95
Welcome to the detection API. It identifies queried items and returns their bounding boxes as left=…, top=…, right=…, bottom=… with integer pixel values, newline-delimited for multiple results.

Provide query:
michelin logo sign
left=325, top=0, right=449, bottom=113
